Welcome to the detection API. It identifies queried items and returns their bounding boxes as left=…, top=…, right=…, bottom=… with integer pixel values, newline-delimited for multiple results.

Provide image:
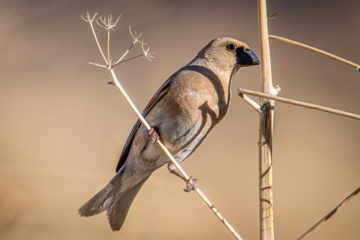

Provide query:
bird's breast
left=144, top=69, right=230, bottom=162
left=158, top=89, right=226, bottom=161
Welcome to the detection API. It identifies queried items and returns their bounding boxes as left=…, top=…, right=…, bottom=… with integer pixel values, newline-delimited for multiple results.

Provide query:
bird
left=78, top=37, right=260, bottom=231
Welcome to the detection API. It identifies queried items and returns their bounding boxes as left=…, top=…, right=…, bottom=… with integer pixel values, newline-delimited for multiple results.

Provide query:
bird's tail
left=78, top=173, right=149, bottom=231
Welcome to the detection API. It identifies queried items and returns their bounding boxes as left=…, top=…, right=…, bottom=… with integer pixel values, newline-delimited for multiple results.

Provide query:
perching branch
left=298, top=186, right=360, bottom=240
left=237, top=89, right=360, bottom=121
left=82, top=12, right=243, bottom=240
left=269, top=35, right=360, bottom=72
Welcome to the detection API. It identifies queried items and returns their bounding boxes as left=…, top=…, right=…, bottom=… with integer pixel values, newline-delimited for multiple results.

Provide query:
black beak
left=236, top=48, right=260, bottom=66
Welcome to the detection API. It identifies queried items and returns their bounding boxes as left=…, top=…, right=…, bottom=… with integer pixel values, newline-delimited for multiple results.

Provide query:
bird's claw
left=184, top=176, right=199, bottom=192
left=148, top=127, right=160, bottom=142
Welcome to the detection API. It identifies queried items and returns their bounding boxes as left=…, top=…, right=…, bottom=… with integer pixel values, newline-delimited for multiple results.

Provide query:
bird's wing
left=115, top=75, right=176, bottom=172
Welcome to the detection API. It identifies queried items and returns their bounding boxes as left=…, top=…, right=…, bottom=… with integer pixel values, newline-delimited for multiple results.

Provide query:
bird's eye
left=226, top=44, right=236, bottom=52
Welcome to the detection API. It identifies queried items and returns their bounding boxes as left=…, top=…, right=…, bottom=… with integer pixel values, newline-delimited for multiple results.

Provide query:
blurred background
left=1, top=0, right=359, bottom=239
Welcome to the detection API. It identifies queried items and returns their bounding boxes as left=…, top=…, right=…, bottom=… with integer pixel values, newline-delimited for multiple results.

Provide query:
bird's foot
left=148, top=127, right=160, bottom=142
left=167, top=163, right=199, bottom=192
left=184, top=176, right=199, bottom=192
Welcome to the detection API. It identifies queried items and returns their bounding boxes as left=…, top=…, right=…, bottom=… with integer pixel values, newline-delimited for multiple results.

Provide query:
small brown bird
left=79, top=37, right=259, bottom=230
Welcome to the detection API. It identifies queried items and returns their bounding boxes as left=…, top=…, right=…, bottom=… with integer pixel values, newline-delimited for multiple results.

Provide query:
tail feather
left=78, top=183, right=115, bottom=217
left=78, top=171, right=124, bottom=217
left=79, top=173, right=149, bottom=231
left=107, top=177, right=149, bottom=231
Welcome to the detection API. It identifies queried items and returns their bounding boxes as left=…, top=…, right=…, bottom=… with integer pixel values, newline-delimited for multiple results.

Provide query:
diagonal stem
left=83, top=13, right=243, bottom=239
left=114, top=39, right=139, bottom=66
left=238, top=92, right=262, bottom=113
left=237, top=89, right=360, bottom=121
left=115, top=54, right=145, bottom=65
left=269, top=35, right=360, bottom=71
left=298, top=186, right=360, bottom=240
left=89, top=20, right=109, bottom=65
left=109, top=68, right=243, bottom=240
left=113, top=27, right=143, bottom=66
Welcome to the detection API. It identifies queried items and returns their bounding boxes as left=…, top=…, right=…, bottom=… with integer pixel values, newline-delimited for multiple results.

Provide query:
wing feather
left=115, top=75, right=176, bottom=172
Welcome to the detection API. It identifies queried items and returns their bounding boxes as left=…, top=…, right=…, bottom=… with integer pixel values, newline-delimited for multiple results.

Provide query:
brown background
left=1, top=0, right=359, bottom=239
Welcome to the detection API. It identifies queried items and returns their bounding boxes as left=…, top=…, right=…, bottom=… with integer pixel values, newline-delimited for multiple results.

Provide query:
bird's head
left=197, top=37, right=260, bottom=75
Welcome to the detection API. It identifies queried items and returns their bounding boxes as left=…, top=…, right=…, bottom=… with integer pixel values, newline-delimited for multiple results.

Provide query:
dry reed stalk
left=269, top=35, right=360, bottom=71
left=257, top=1, right=277, bottom=239
left=239, top=4, right=360, bottom=240
left=237, top=89, right=360, bottom=121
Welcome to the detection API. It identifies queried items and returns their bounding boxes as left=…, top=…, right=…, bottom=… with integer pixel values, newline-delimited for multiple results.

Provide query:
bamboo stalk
left=258, top=1, right=276, bottom=239
left=237, top=89, right=360, bottom=121
left=269, top=35, right=360, bottom=71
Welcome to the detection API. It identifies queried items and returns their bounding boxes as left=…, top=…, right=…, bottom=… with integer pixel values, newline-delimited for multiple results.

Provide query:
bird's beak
left=236, top=48, right=260, bottom=66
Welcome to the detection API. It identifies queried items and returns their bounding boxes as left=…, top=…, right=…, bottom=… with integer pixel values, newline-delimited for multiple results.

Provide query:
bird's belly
left=161, top=108, right=215, bottom=163
left=143, top=86, right=224, bottom=165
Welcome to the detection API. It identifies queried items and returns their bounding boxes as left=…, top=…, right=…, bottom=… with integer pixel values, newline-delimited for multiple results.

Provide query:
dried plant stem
left=258, top=0, right=276, bottom=239
left=109, top=68, right=243, bottom=240
left=237, top=89, right=360, bottom=121
left=115, top=54, right=144, bottom=65
left=109, top=69, right=188, bottom=179
left=269, top=35, right=360, bottom=71
left=107, top=28, right=111, bottom=64
left=238, top=92, right=262, bottom=113
left=82, top=12, right=243, bottom=240
left=298, top=186, right=360, bottom=240
left=113, top=27, right=142, bottom=66
left=84, top=14, right=108, bottom=65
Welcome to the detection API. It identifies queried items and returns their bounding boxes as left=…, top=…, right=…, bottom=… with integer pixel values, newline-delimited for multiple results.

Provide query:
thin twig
left=113, top=26, right=143, bottom=66
left=93, top=14, right=123, bottom=65
left=96, top=14, right=121, bottom=30
left=141, top=41, right=155, bottom=61
left=267, top=12, right=279, bottom=20
left=298, top=186, right=360, bottom=240
left=107, top=24, right=111, bottom=64
left=82, top=12, right=243, bottom=240
left=89, top=62, right=108, bottom=68
left=81, top=12, right=109, bottom=65
left=238, top=92, right=262, bottom=113
left=115, top=54, right=144, bottom=65
left=269, top=35, right=360, bottom=72
left=237, top=89, right=360, bottom=121
left=109, top=68, right=243, bottom=240
left=109, top=69, right=191, bottom=179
